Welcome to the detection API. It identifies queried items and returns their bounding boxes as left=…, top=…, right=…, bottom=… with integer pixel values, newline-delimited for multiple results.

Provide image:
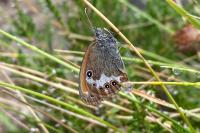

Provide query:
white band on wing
left=86, top=73, right=121, bottom=89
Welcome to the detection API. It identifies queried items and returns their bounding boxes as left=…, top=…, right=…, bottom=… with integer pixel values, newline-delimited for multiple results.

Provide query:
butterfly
left=79, top=27, right=128, bottom=105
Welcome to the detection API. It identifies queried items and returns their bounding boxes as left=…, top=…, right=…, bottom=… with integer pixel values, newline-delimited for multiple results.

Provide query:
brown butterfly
left=79, top=27, right=128, bottom=105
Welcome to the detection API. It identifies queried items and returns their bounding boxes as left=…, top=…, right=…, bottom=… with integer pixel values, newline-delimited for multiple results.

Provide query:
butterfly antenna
left=85, top=8, right=95, bottom=30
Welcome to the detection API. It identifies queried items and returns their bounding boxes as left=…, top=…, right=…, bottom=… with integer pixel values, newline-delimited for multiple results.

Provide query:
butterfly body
left=79, top=28, right=128, bottom=105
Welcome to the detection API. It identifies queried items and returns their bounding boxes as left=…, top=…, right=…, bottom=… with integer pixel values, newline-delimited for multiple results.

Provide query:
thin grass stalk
left=1, top=70, right=49, bottom=133
left=0, top=108, right=29, bottom=131
left=3, top=90, right=79, bottom=133
left=126, top=81, right=200, bottom=87
left=2, top=62, right=78, bottom=88
left=119, top=92, right=189, bottom=132
left=117, top=0, right=174, bottom=34
left=0, top=64, right=78, bottom=94
left=0, top=29, right=79, bottom=73
left=166, top=0, right=200, bottom=29
left=129, top=90, right=200, bottom=120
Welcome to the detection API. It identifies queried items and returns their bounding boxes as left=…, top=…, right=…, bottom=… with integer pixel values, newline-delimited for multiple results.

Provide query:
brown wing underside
left=79, top=43, right=102, bottom=105
left=84, top=43, right=128, bottom=98
left=79, top=42, right=128, bottom=105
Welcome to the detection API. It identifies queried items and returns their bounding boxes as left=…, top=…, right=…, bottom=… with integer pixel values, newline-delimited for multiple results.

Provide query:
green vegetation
left=0, top=0, right=199, bottom=132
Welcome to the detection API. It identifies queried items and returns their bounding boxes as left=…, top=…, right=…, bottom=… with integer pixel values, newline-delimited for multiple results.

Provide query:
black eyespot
left=92, top=83, right=96, bottom=87
left=105, top=84, right=110, bottom=88
left=99, top=87, right=104, bottom=90
left=86, top=70, right=92, bottom=78
left=111, top=81, right=117, bottom=86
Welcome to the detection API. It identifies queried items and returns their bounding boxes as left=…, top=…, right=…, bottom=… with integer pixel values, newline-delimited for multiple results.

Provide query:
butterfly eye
left=95, top=32, right=100, bottom=37
left=104, top=83, right=110, bottom=88
left=111, top=81, right=118, bottom=86
left=86, top=70, right=92, bottom=78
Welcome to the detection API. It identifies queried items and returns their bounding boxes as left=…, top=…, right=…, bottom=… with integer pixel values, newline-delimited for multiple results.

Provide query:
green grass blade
left=166, top=0, right=200, bottom=29
left=117, top=0, right=174, bottom=34
left=0, top=29, right=79, bottom=73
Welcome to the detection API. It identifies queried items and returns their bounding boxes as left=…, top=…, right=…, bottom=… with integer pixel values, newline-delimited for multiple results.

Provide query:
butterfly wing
left=79, top=28, right=128, bottom=105
left=80, top=42, right=128, bottom=99
left=89, top=44, right=128, bottom=98
left=79, top=43, right=102, bottom=105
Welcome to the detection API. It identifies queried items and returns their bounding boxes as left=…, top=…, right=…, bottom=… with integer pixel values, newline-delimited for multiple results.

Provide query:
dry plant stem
left=170, top=108, right=200, bottom=119
left=65, top=95, right=96, bottom=110
left=68, top=33, right=93, bottom=41
left=0, top=108, right=29, bottom=130
left=115, top=115, right=132, bottom=120
left=134, top=67, right=180, bottom=90
left=23, top=94, right=106, bottom=127
left=136, top=54, right=197, bottom=90
left=145, top=116, right=173, bottom=133
left=132, top=90, right=174, bottom=109
left=1, top=70, right=49, bottom=133
left=103, top=101, right=133, bottom=113
left=2, top=62, right=78, bottom=88
left=3, top=90, right=78, bottom=133
left=58, top=55, right=80, bottom=69
left=133, top=65, right=181, bottom=83
left=131, top=90, right=200, bottom=120
left=127, top=81, right=200, bottom=87
left=82, top=0, right=194, bottom=132
left=0, top=64, right=78, bottom=94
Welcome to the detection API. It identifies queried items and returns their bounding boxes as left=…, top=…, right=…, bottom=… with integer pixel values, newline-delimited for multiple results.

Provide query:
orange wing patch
left=80, top=44, right=94, bottom=95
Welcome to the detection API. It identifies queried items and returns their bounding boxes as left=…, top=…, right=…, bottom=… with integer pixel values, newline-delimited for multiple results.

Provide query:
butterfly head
left=93, top=28, right=117, bottom=47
